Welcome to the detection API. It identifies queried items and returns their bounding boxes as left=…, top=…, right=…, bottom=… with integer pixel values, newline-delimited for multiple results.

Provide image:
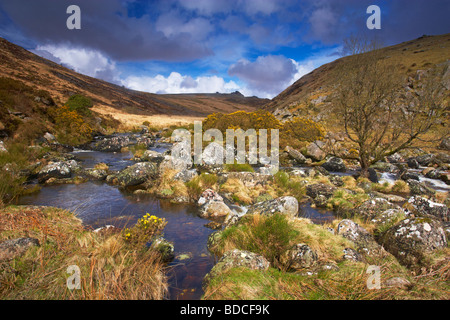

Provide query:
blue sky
left=0, top=0, right=449, bottom=98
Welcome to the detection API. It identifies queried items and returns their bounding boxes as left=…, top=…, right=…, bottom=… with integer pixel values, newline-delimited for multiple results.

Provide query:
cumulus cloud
left=228, top=55, right=298, bottom=97
left=121, top=72, right=240, bottom=95
left=228, top=49, right=340, bottom=98
left=32, top=45, right=120, bottom=83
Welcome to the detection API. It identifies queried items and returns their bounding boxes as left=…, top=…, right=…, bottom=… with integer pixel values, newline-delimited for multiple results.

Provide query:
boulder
left=336, top=219, right=381, bottom=255
left=321, top=156, right=346, bottom=172
left=203, top=249, right=270, bottom=287
left=159, top=155, right=191, bottom=175
left=400, top=171, right=420, bottom=181
left=246, top=196, right=299, bottom=217
left=406, top=179, right=436, bottom=196
left=371, top=161, right=398, bottom=173
left=387, top=153, right=403, bottom=163
left=0, top=238, right=40, bottom=262
left=37, top=161, right=72, bottom=183
left=198, top=200, right=233, bottom=219
left=280, top=243, right=318, bottom=270
left=305, top=183, right=336, bottom=207
left=351, top=198, right=402, bottom=221
left=221, top=172, right=271, bottom=188
left=0, top=140, right=7, bottom=153
left=425, top=169, right=442, bottom=180
left=173, top=169, right=198, bottom=183
left=439, top=138, right=450, bottom=151
left=378, top=217, right=447, bottom=267
left=415, top=154, right=436, bottom=167
left=140, top=150, right=165, bottom=163
left=285, top=146, right=307, bottom=164
left=198, top=189, right=223, bottom=206
left=151, top=237, right=175, bottom=262
left=305, top=141, right=326, bottom=161
left=92, top=136, right=130, bottom=152
left=116, top=162, right=158, bottom=186
left=43, top=132, right=57, bottom=143
left=342, top=247, right=363, bottom=262
left=83, top=168, right=108, bottom=181
left=406, top=196, right=449, bottom=222
left=406, top=158, right=420, bottom=169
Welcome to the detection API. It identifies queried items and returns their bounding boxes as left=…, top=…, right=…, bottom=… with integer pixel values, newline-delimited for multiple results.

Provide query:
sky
left=0, top=0, right=449, bottom=99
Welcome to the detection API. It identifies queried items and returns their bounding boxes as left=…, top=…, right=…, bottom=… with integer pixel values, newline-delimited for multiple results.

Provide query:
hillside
left=266, top=33, right=450, bottom=122
left=0, top=37, right=265, bottom=119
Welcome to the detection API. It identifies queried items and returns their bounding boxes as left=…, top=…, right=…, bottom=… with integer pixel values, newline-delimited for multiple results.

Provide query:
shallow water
left=18, top=181, right=216, bottom=300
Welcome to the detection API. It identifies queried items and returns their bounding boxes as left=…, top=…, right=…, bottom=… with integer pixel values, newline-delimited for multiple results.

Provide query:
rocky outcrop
left=378, top=217, right=447, bottom=267
left=116, top=162, right=158, bottom=186
left=173, top=169, right=198, bottom=183
left=0, top=237, right=40, bottom=261
left=321, top=156, right=346, bottom=172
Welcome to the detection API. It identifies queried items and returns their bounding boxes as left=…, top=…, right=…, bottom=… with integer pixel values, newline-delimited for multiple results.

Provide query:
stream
left=18, top=136, right=447, bottom=300
left=16, top=140, right=337, bottom=299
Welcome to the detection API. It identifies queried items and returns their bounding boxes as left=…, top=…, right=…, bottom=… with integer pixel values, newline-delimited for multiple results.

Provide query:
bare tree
left=333, top=36, right=449, bottom=176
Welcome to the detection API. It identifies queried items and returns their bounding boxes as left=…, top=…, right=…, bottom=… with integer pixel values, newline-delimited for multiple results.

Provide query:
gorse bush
left=123, top=213, right=167, bottom=247
left=65, top=94, right=93, bottom=117
left=203, top=110, right=282, bottom=133
left=52, top=105, right=92, bottom=146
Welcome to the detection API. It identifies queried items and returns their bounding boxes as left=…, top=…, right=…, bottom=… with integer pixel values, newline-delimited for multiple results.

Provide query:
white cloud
left=121, top=72, right=240, bottom=95
left=33, top=44, right=120, bottom=83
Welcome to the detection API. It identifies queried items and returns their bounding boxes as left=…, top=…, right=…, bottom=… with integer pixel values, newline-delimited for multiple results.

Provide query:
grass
left=0, top=206, right=168, bottom=299
left=204, top=214, right=450, bottom=300
left=185, top=173, right=219, bottom=201
left=224, top=163, right=254, bottom=173
left=0, top=142, right=47, bottom=205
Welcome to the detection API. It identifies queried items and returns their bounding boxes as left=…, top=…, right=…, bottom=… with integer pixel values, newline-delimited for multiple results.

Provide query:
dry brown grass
left=0, top=206, right=168, bottom=300
left=92, top=105, right=205, bottom=129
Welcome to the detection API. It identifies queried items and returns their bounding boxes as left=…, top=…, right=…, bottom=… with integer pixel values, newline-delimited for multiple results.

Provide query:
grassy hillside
left=266, top=33, right=450, bottom=123
left=0, top=37, right=266, bottom=121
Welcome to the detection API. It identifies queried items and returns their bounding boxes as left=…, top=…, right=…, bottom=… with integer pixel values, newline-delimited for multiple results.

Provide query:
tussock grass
left=0, top=206, right=168, bottom=300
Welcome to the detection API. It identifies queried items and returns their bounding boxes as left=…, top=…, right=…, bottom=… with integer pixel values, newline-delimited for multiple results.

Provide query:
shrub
left=123, top=213, right=167, bottom=247
left=281, top=117, right=325, bottom=149
left=203, top=110, right=282, bottom=133
left=65, top=94, right=93, bottom=117
left=52, top=105, right=93, bottom=146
